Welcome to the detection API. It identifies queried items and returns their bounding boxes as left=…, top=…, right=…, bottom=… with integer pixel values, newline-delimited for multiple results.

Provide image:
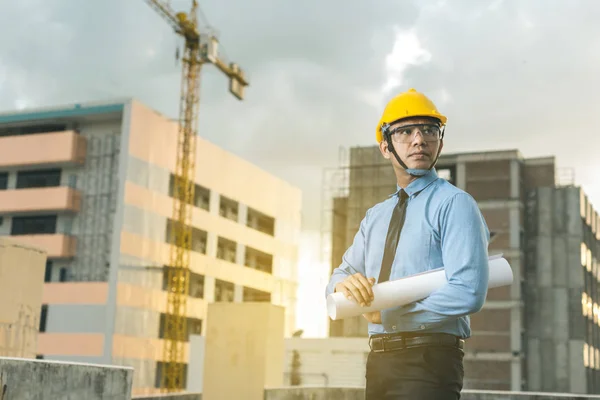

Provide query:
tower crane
left=142, top=0, right=249, bottom=392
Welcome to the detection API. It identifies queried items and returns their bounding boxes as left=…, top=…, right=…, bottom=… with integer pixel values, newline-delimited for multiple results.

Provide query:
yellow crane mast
left=143, top=0, right=249, bottom=392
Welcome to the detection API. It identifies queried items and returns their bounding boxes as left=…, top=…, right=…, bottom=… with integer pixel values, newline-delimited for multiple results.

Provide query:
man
left=325, top=88, right=490, bottom=399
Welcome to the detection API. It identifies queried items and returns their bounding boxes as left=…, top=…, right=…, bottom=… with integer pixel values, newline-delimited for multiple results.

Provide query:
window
left=243, top=287, right=271, bottom=302
left=11, top=215, right=57, bottom=235
left=155, top=361, right=187, bottom=389
left=165, top=219, right=207, bottom=254
left=44, top=261, right=53, bottom=283
left=217, top=237, right=237, bottom=263
left=215, top=279, right=234, bottom=302
left=247, top=207, right=275, bottom=236
left=245, top=246, right=273, bottom=274
left=39, top=305, right=48, bottom=332
left=0, top=123, right=67, bottom=138
left=219, top=196, right=239, bottom=222
left=158, top=314, right=202, bottom=341
left=0, top=172, right=7, bottom=190
left=162, top=267, right=205, bottom=299
left=168, top=174, right=210, bottom=211
left=16, top=169, right=61, bottom=189
left=436, top=166, right=456, bottom=185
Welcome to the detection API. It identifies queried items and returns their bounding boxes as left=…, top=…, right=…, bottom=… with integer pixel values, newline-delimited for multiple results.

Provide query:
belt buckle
left=370, top=337, right=386, bottom=353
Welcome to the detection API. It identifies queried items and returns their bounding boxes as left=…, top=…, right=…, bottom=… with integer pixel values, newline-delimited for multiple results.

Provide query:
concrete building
left=323, top=147, right=600, bottom=393
left=0, top=99, right=302, bottom=395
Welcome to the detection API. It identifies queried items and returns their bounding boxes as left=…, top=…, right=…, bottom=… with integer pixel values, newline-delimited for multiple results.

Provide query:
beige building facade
left=0, top=99, right=302, bottom=394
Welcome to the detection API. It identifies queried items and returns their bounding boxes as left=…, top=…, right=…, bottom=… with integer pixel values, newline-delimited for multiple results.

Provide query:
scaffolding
left=74, top=133, right=120, bottom=282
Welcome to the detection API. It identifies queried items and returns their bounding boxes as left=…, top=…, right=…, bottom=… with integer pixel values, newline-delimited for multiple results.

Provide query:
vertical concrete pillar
left=234, top=284, right=244, bottom=303
left=202, top=303, right=285, bottom=400
left=206, top=232, right=218, bottom=258
left=509, top=158, right=523, bottom=391
left=238, top=203, right=248, bottom=226
left=510, top=160, right=520, bottom=199
left=209, top=191, right=220, bottom=216
left=455, top=162, right=466, bottom=190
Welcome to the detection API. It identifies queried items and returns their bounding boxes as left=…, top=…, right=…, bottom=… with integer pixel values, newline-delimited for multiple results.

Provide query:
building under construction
left=0, top=99, right=302, bottom=395
left=323, top=147, right=600, bottom=393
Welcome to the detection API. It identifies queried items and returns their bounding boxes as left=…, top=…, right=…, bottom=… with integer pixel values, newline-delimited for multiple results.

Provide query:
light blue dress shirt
left=325, top=168, right=490, bottom=338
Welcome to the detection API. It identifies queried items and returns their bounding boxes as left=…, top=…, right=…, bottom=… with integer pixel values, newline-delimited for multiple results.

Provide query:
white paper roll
left=327, top=255, right=513, bottom=320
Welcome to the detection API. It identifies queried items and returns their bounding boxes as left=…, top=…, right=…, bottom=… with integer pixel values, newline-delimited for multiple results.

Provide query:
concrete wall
left=131, top=388, right=600, bottom=400
left=264, top=388, right=600, bottom=400
left=0, top=238, right=46, bottom=359
left=524, top=187, right=588, bottom=393
left=133, top=395, right=201, bottom=400
left=0, top=356, right=132, bottom=400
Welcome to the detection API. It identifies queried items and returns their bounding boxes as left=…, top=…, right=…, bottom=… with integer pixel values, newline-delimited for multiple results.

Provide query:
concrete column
left=203, top=303, right=285, bottom=400
left=238, top=204, right=248, bottom=226
left=6, top=171, right=16, bottom=189
left=204, top=276, right=216, bottom=303
left=236, top=243, right=246, bottom=266
left=206, top=232, right=218, bottom=258
left=510, top=159, right=520, bottom=199
left=234, top=284, right=244, bottom=303
left=455, top=162, right=466, bottom=190
left=209, top=191, right=220, bottom=216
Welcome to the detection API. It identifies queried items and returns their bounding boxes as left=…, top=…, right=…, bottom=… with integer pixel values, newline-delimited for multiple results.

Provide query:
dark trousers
left=365, top=345, right=464, bottom=399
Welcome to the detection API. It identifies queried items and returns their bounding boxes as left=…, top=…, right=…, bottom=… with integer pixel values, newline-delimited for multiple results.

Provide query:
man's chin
left=407, top=162, right=431, bottom=170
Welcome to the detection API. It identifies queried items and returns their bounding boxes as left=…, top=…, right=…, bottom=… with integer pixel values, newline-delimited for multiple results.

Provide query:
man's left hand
left=362, top=311, right=381, bottom=324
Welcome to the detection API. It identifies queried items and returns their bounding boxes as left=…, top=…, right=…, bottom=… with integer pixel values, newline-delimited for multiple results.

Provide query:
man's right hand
left=334, top=274, right=375, bottom=307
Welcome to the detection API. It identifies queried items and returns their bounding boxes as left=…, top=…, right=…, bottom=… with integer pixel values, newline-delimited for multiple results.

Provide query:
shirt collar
left=389, top=168, right=439, bottom=198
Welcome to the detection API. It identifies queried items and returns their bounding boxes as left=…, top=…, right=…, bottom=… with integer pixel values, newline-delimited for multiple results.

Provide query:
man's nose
left=411, top=130, right=426, bottom=144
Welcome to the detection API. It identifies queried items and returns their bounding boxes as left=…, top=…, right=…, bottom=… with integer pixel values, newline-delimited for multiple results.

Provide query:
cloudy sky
left=2, top=0, right=600, bottom=336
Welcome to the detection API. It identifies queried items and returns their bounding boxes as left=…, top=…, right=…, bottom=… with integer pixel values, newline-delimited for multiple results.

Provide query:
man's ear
left=379, top=139, right=390, bottom=159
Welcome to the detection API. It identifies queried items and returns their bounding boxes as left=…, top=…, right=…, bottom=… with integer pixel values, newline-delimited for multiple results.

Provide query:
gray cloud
left=1, top=0, right=600, bottom=234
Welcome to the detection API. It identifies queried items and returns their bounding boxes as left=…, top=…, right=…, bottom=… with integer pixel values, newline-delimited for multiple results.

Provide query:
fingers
left=339, top=273, right=376, bottom=306
left=351, top=274, right=374, bottom=303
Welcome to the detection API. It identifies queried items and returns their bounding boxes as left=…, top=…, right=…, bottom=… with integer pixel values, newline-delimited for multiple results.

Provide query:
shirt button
left=392, top=325, right=397, bottom=330
left=420, top=324, right=426, bottom=330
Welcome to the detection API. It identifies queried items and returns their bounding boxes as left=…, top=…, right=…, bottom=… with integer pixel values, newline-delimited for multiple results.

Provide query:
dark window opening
left=16, top=169, right=61, bottom=189
left=168, top=174, right=210, bottom=211
left=219, top=196, right=239, bottom=222
left=247, top=207, right=275, bottom=236
left=158, top=314, right=202, bottom=341
left=59, top=268, right=68, bottom=282
left=155, top=361, right=188, bottom=389
left=0, top=123, right=68, bottom=138
left=165, top=219, right=207, bottom=254
left=217, top=237, right=237, bottom=263
left=245, top=246, right=273, bottom=274
left=0, top=172, right=8, bottom=190
left=162, top=266, right=204, bottom=299
left=39, top=305, right=48, bottom=332
left=44, top=261, right=53, bottom=283
left=11, top=215, right=57, bottom=235
left=436, top=165, right=457, bottom=185
left=215, top=279, right=235, bottom=302
left=243, top=287, right=271, bottom=302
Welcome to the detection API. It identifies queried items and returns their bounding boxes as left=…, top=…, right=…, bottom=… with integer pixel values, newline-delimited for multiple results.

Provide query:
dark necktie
left=378, top=190, right=409, bottom=283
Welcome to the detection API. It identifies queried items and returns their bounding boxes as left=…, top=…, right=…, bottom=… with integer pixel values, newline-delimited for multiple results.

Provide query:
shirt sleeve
left=381, top=192, right=490, bottom=329
left=325, top=208, right=370, bottom=297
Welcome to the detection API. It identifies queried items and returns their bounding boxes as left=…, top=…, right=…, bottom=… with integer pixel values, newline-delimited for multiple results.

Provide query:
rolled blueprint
left=327, top=254, right=513, bottom=320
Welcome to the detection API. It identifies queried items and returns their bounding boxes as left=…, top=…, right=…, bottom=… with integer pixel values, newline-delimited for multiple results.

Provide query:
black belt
left=369, top=332, right=464, bottom=353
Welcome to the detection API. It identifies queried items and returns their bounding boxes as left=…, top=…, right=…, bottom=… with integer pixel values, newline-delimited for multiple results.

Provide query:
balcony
left=9, top=234, right=77, bottom=259
left=0, top=130, right=86, bottom=168
left=0, top=187, right=81, bottom=214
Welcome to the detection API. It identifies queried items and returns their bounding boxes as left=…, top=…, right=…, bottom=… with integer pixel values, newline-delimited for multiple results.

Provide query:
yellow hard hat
left=375, top=88, right=447, bottom=143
